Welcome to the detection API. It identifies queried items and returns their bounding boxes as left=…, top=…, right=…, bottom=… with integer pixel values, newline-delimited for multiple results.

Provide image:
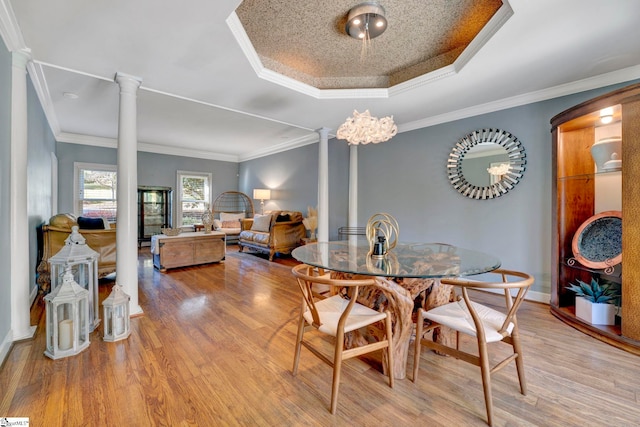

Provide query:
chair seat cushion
left=423, top=300, right=513, bottom=343
left=304, top=295, right=387, bottom=336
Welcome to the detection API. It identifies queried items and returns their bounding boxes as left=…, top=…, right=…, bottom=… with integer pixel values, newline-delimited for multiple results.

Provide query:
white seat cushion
left=423, top=300, right=513, bottom=343
left=304, top=295, right=387, bottom=336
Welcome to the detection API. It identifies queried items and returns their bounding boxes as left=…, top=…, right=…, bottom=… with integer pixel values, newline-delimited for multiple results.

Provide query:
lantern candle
left=59, top=319, right=73, bottom=350
left=115, top=315, right=125, bottom=335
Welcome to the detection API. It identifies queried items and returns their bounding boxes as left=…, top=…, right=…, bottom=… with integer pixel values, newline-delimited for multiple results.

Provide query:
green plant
left=567, top=278, right=619, bottom=304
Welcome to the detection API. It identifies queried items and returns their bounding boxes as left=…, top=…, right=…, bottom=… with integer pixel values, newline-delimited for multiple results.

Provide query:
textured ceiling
left=236, top=0, right=502, bottom=89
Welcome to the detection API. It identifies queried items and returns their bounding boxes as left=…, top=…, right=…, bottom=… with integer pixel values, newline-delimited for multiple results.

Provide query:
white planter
left=575, top=296, right=616, bottom=325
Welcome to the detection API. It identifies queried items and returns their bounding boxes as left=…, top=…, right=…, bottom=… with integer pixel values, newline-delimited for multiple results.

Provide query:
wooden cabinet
left=138, top=186, right=172, bottom=247
left=152, top=231, right=225, bottom=272
left=551, top=82, right=640, bottom=355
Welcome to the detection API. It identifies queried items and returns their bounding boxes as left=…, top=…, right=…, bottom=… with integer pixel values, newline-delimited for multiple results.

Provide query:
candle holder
left=102, top=283, right=131, bottom=342
left=48, top=226, right=100, bottom=332
left=44, top=270, right=90, bottom=359
left=201, top=208, right=214, bottom=234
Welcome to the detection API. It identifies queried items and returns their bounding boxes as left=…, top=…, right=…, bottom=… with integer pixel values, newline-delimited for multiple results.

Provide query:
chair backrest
left=440, top=269, right=534, bottom=338
left=292, top=264, right=377, bottom=329
left=212, top=191, right=254, bottom=219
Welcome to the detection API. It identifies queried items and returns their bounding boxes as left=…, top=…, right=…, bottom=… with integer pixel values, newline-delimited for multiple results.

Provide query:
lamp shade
left=253, top=189, right=271, bottom=200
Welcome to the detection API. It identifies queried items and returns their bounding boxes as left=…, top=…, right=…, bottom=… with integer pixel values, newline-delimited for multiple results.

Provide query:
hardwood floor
left=2, top=245, right=640, bottom=426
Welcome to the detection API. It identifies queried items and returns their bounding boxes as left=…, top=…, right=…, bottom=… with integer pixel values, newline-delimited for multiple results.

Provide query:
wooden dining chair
left=291, top=263, right=394, bottom=414
left=412, top=269, right=534, bottom=426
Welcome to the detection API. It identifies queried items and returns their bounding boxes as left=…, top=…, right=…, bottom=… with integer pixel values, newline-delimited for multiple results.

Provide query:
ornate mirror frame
left=447, top=128, right=526, bottom=200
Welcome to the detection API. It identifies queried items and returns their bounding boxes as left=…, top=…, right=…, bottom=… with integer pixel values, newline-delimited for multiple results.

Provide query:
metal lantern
left=48, top=225, right=100, bottom=332
left=44, top=270, right=90, bottom=359
left=102, top=283, right=131, bottom=342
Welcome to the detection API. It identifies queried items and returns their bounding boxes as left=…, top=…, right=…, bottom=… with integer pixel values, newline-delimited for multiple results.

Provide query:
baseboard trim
left=0, top=329, right=12, bottom=369
left=30, top=284, right=37, bottom=305
left=482, top=287, right=550, bottom=304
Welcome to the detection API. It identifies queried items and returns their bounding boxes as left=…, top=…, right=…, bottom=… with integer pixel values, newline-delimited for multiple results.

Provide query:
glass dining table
left=292, top=241, right=501, bottom=379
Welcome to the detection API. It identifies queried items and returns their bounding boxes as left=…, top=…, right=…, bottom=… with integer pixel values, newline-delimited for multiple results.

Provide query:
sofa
left=37, top=213, right=117, bottom=293
left=238, top=211, right=306, bottom=261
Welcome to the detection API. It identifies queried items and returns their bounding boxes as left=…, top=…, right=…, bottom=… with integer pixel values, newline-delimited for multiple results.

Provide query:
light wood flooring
left=2, top=245, right=640, bottom=426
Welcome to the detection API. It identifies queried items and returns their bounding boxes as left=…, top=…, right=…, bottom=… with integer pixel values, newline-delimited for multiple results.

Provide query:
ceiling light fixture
left=345, top=2, right=387, bottom=59
left=336, top=109, right=397, bottom=145
left=600, top=107, right=614, bottom=124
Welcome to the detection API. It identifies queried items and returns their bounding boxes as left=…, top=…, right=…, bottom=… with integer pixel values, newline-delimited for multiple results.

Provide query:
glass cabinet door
left=138, top=187, right=172, bottom=246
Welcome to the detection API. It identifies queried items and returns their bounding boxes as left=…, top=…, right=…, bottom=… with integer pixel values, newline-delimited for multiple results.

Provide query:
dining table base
left=337, top=274, right=456, bottom=380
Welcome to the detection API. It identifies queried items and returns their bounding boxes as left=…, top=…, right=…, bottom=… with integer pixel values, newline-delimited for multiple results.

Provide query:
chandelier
left=345, top=2, right=387, bottom=59
left=336, top=110, right=398, bottom=145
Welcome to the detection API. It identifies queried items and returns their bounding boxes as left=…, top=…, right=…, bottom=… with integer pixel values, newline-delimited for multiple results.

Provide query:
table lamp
left=253, top=188, right=271, bottom=214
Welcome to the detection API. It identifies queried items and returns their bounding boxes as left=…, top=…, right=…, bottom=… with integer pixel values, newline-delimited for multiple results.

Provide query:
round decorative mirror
left=447, top=128, right=526, bottom=199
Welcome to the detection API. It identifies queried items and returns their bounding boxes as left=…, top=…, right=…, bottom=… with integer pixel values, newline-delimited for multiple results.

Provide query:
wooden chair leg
left=331, top=333, right=345, bottom=415
left=510, top=330, right=528, bottom=395
left=384, top=311, right=394, bottom=388
left=478, top=340, right=494, bottom=427
left=292, top=305, right=306, bottom=376
left=412, top=309, right=424, bottom=382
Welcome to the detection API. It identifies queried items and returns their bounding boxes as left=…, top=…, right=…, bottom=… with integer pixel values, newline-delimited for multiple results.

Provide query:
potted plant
left=567, top=278, right=620, bottom=325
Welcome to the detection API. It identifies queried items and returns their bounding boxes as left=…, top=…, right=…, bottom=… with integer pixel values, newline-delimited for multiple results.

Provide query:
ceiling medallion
left=336, top=110, right=397, bottom=145
left=345, top=2, right=387, bottom=59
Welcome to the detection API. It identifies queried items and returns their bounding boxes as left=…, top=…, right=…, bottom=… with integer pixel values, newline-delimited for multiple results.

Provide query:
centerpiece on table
left=365, top=213, right=399, bottom=259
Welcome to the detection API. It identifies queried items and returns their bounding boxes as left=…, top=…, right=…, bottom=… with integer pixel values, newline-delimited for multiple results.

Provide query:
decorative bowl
left=591, top=136, right=621, bottom=172
left=161, top=227, right=182, bottom=236
left=572, top=211, right=622, bottom=269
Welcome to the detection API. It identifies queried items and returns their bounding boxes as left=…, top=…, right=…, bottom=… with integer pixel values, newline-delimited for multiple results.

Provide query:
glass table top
left=292, top=241, right=501, bottom=278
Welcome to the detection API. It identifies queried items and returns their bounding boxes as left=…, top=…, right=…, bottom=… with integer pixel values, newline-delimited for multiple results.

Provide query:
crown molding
left=137, top=141, right=238, bottom=163
left=56, top=130, right=322, bottom=163
left=0, top=0, right=25, bottom=51
left=56, top=131, right=241, bottom=162
left=57, top=132, right=117, bottom=148
left=399, top=64, right=640, bottom=133
left=227, top=11, right=390, bottom=100
left=227, top=5, right=513, bottom=100
left=453, top=1, right=514, bottom=74
left=239, top=133, right=319, bottom=162
left=27, top=61, right=61, bottom=136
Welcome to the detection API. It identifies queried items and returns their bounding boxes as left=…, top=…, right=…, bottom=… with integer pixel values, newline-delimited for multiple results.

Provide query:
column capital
left=315, top=127, right=332, bottom=139
left=12, top=48, right=32, bottom=69
left=115, top=72, right=142, bottom=92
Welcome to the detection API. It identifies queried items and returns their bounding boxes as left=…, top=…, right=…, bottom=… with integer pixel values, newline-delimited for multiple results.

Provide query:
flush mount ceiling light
left=345, top=2, right=387, bottom=59
left=600, top=107, right=614, bottom=124
left=336, top=109, right=397, bottom=145
left=63, top=92, right=79, bottom=99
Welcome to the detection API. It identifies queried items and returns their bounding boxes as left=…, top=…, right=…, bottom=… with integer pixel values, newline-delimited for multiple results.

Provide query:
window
left=176, top=170, right=212, bottom=227
left=74, top=162, right=117, bottom=222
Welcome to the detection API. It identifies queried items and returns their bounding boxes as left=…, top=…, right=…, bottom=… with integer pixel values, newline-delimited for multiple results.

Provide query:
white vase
left=575, top=296, right=616, bottom=325
left=591, top=136, right=622, bottom=172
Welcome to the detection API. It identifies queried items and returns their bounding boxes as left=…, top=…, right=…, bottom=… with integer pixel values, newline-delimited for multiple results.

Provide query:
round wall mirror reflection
left=447, top=128, right=526, bottom=199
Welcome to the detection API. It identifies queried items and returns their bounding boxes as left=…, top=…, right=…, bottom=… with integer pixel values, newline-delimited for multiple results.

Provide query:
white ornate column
left=115, top=72, right=142, bottom=315
left=10, top=49, right=37, bottom=341
left=316, top=127, right=331, bottom=243
left=348, top=143, right=358, bottom=245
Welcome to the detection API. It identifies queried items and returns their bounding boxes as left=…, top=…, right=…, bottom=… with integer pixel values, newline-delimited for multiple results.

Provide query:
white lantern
left=48, top=226, right=100, bottom=332
left=102, top=283, right=131, bottom=342
left=44, top=270, right=90, bottom=359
